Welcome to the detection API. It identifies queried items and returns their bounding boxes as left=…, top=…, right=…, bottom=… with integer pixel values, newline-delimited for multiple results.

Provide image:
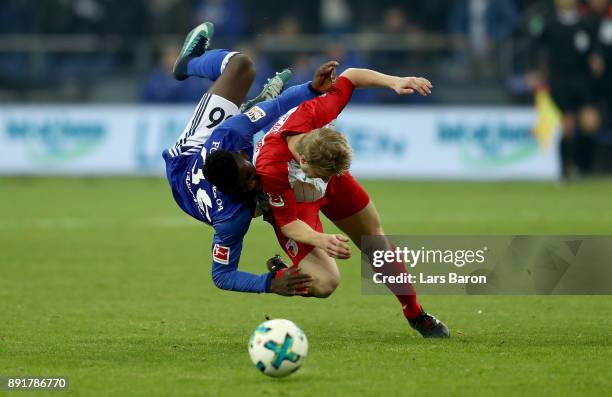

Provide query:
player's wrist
left=312, top=232, right=327, bottom=249
left=387, top=76, right=401, bottom=90
left=268, top=277, right=279, bottom=294
left=264, top=272, right=275, bottom=293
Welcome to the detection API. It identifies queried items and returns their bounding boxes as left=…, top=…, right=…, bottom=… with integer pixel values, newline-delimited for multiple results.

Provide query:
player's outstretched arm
left=210, top=212, right=274, bottom=293
left=212, top=263, right=273, bottom=293
left=217, top=83, right=317, bottom=146
left=212, top=250, right=313, bottom=295
left=218, top=61, right=339, bottom=145
left=261, top=60, right=338, bottom=116
left=213, top=82, right=315, bottom=150
left=210, top=210, right=315, bottom=294
left=282, top=65, right=430, bottom=131
left=340, top=68, right=433, bottom=96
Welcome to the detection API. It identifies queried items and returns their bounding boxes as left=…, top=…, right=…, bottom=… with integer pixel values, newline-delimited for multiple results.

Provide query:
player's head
left=295, top=128, right=352, bottom=179
left=203, top=150, right=260, bottom=196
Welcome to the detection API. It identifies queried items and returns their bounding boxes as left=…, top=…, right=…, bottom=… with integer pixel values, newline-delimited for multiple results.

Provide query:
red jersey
left=254, top=76, right=356, bottom=228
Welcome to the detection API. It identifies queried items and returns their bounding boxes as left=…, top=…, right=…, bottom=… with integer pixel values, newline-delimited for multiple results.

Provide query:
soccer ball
left=248, top=319, right=308, bottom=377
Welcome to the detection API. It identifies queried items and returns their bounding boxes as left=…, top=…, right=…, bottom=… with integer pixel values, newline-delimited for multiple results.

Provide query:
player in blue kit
left=162, top=22, right=337, bottom=296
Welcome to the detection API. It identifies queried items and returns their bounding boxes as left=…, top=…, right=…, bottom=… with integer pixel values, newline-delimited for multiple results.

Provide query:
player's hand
left=311, top=61, right=339, bottom=94
left=391, top=77, right=432, bottom=96
left=318, top=233, right=351, bottom=259
left=269, top=267, right=313, bottom=296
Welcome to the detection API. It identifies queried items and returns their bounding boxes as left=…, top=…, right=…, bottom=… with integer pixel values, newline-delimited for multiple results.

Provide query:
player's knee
left=230, top=53, right=256, bottom=82
left=312, top=284, right=336, bottom=298
left=311, top=274, right=340, bottom=298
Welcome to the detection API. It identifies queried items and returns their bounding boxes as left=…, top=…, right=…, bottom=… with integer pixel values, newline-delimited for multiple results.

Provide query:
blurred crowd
left=0, top=0, right=526, bottom=37
left=2, top=0, right=612, bottom=173
left=0, top=0, right=610, bottom=128
left=0, top=0, right=529, bottom=104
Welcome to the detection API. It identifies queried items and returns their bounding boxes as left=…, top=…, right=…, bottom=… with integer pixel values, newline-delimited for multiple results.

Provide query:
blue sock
left=187, top=49, right=235, bottom=81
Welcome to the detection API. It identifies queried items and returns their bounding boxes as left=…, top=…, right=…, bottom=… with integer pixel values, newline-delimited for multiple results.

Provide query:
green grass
left=1, top=178, right=611, bottom=396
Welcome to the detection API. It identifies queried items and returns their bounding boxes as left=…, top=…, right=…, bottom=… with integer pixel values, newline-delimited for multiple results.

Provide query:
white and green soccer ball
left=248, top=319, right=308, bottom=377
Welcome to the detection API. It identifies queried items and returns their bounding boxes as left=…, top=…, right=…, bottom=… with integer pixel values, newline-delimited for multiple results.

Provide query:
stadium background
left=2, top=0, right=612, bottom=177
left=1, top=1, right=612, bottom=396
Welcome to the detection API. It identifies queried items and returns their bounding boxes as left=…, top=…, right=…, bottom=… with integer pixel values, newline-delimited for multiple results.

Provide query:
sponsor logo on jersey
left=210, top=141, right=221, bottom=152
left=286, top=239, right=299, bottom=258
left=213, top=244, right=230, bottom=264
left=245, top=106, right=266, bottom=122
left=267, top=107, right=297, bottom=134
left=268, top=193, right=285, bottom=207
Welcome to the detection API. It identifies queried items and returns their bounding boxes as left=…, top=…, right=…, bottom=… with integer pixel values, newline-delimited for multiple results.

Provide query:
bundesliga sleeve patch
left=245, top=106, right=266, bottom=122
left=213, top=244, right=230, bottom=265
left=268, top=193, right=285, bottom=207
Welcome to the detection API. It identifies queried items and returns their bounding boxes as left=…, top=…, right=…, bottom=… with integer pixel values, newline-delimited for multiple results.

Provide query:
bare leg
left=286, top=203, right=380, bottom=299
left=332, top=201, right=423, bottom=318
left=332, top=201, right=384, bottom=246
left=328, top=201, right=449, bottom=336
left=297, top=248, right=340, bottom=298
left=207, top=53, right=256, bottom=107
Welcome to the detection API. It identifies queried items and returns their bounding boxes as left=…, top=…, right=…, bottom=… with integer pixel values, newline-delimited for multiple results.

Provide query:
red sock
left=365, top=242, right=423, bottom=320
left=379, top=259, right=422, bottom=319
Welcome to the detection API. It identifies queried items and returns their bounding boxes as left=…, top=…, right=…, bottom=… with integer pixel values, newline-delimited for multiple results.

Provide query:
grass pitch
left=1, top=178, right=611, bottom=396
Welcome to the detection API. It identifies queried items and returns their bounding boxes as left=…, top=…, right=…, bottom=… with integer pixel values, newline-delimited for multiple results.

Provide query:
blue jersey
left=162, top=82, right=319, bottom=293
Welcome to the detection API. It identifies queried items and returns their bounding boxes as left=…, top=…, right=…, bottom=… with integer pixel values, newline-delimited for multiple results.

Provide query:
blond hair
left=296, top=128, right=352, bottom=177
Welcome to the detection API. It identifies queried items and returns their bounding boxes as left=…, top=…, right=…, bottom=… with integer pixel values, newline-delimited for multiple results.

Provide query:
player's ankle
left=173, top=56, right=192, bottom=81
left=403, top=304, right=423, bottom=320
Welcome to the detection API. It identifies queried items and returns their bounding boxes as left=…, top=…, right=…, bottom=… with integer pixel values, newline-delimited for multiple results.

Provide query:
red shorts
left=266, top=172, right=370, bottom=265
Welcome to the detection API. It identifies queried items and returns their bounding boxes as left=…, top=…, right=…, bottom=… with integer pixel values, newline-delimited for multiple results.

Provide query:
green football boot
left=240, top=69, right=292, bottom=112
left=173, top=21, right=215, bottom=81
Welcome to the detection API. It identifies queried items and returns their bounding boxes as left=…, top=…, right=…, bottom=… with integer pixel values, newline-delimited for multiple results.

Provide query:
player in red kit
left=252, top=67, right=450, bottom=338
